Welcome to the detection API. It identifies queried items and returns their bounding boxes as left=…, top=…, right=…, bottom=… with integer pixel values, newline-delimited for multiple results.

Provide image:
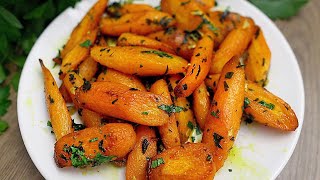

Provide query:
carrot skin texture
left=75, top=81, right=170, bottom=126
left=54, top=123, right=136, bottom=168
left=193, top=82, right=210, bottom=130
left=244, top=81, right=298, bottom=131
left=97, top=68, right=146, bottom=91
left=210, top=18, right=256, bottom=74
left=150, top=79, right=181, bottom=148
left=60, top=0, right=107, bottom=58
left=117, top=33, right=176, bottom=55
left=175, top=33, right=214, bottom=97
left=202, top=57, right=245, bottom=171
left=90, top=46, right=188, bottom=76
left=39, top=60, right=73, bottom=140
left=148, top=143, right=216, bottom=180
left=78, top=56, right=99, bottom=81
left=126, top=126, right=157, bottom=180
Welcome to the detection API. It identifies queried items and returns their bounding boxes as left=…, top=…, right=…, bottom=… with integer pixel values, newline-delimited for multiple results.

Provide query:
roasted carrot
left=210, top=18, right=256, bottom=74
left=61, top=0, right=107, bottom=58
left=78, top=56, right=98, bottom=81
left=97, top=68, right=146, bottom=91
left=150, top=79, right=181, bottom=148
left=81, top=108, right=103, bottom=128
left=202, top=56, right=245, bottom=171
left=120, top=4, right=156, bottom=14
left=244, top=81, right=298, bottom=131
left=60, top=28, right=98, bottom=79
left=147, top=28, right=197, bottom=60
left=39, top=59, right=73, bottom=140
left=62, top=72, right=84, bottom=107
left=54, top=123, right=136, bottom=168
left=148, top=143, right=215, bottom=180
left=100, top=11, right=176, bottom=36
left=59, top=84, right=72, bottom=103
left=117, top=33, right=176, bottom=55
left=76, top=81, right=170, bottom=126
left=126, top=126, right=157, bottom=180
left=245, top=28, right=271, bottom=86
left=193, top=82, right=210, bottom=130
left=205, top=74, right=220, bottom=93
left=175, top=33, right=214, bottom=97
left=168, top=75, right=197, bottom=143
left=90, top=46, right=188, bottom=76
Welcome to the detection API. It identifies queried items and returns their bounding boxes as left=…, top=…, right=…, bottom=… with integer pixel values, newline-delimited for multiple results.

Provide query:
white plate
left=17, top=0, right=305, bottom=179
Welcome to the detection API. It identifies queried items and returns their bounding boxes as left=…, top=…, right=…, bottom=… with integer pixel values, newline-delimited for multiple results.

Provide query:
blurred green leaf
left=0, top=64, right=7, bottom=84
left=249, top=0, right=309, bottom=19
left=23, top=0, right=55, bottom=20
left=0, top=5, right=23, bottom=28
left=0, top=86, right=11, bottom=116
left=11, top=72, right=21, bottom=92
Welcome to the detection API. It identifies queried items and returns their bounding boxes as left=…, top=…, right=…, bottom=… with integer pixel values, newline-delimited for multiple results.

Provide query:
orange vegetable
left=78, top=57, right=99, bottom=81
left=148, top=143, right=215, bottom=180
left=147, top=28, right=197, bottom=60
left=168, top=75, right=197, bottom=143
left=175, top=33, right=214, bottom=97
left=244, top=81, right=298, bottom=131
left=192, top=82, right=210, bottom=130
left=245, top=28, right=271, bottom=86
left=202, top=56, right=245, bottom=171
left=75, top=81, right=170, bottom=126
left=90, top=46, right=188, bottom=76
left=62, top=72, right=84, bottom=107
left=61, top=0, right=107, bottom=58
left=117, top=33, right=176, bottom=55
left=126, top=126, right=157, bottom=180
left=150, top=79, right=181, bottom=148
left=54, top=123, right=136, bottom=168
left=39, top=59, right=73, bottom=140
left=100, top=11, right=176, bottom=36
left=60, top=28, right=98, bottom=79
left=194, top=0, right=215, bottom=12
left=97, top=68, right=146, bottom=91
left=81, top=109, right=102, bottom=128
left=120, top=4, right=156, bottom=14
left=210, top=18, right=256, bottom=74
left=59, top=84, right=72, bottom=103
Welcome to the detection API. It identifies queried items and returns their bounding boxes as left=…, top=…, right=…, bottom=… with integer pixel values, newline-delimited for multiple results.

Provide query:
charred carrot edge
left=193, top=82, right=210, bottom=130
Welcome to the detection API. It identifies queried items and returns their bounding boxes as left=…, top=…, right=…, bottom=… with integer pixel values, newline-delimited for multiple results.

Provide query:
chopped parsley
left=129, top=88, right=138, bottom=91
left=180, top=0, right=191, bottom=6
left=206, top=154, right=212, bottom=161
left=48, top=95, right=54, bottom=104
left=142, top=139, right=149, bottom=154
left=72, top=119, right=85, bottom=131
left=210, top=110, right=220, bottom=118
left=80, top=40, right=92, bottom=48
left=187, top=121, right=194, bottom=130
left=89, top=137, right=98, bottom=142
left=141, top=111, right=149, bottom=115
left=182, top=84, right=188, bottom=90
left=225, top=72, right=234, bottom=79
left=223, top=81, right=229, bottom=91
left=158, top=104, right=186, bottom=114
left=82, top=80, right=91, bottom=92
left=47, top=121, right=52, bottom=127
left=244, top=97, right=250, bottom=108
left=141, top=50, right=173, bottom=58
left=112, top=99, right=118, bottom=104
left=259, top=100, right=275, bottom=110
left=213, top=133, right=224, bottom=149
left=151, top=158, right=165, bottom=168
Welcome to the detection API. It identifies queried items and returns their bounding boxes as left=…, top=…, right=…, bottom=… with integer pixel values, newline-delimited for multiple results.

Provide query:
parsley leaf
left=213, top=133, right=224, bottom=149
left=158, top=104, right=186, bottom=114
left=151, top=158, right=165, bottom=168
left=259, top=100, right=275, bottom=110
left=80, top=40, right=92, bottom=48
left=249, top=0, right=308, bottom=20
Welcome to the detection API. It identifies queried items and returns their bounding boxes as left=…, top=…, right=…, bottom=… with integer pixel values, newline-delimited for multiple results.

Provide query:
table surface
left=0, top=0, right=319, bottom=179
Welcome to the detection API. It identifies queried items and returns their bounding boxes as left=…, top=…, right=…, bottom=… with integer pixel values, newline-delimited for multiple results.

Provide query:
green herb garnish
left=141, top=50, right=173, bottom=58
left=158, top=104, right=186, bottom=114
left=259, top=100, right=275, bottom=110
left=80, top=39, right=92, bottom=48
left=151, top=158, right=165, bottom=168
left=213, top=133, right=224, bottom=149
